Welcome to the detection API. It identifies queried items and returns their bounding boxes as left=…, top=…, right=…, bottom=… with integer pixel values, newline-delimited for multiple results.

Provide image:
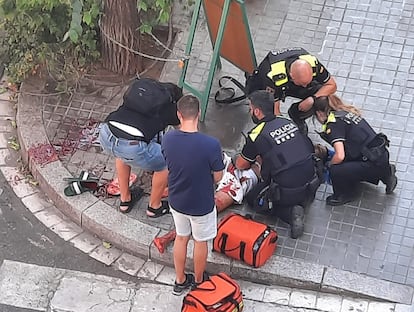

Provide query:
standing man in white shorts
left=162, top=95, right=224, bottom=295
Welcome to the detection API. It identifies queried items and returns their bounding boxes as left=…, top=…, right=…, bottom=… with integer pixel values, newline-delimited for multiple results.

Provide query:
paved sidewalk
left=1, top=260, right=412, bottom=312
left=9, top=0, right=414, bottom=307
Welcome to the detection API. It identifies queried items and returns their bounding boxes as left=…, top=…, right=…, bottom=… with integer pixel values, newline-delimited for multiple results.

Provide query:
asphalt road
left=0, top=171, right=136, bottom=312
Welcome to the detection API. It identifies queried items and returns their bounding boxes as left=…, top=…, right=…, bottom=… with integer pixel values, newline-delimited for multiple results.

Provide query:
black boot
left=326, top=193, right=354, bottom=206
left=383, top=164, right=397, bottom=194
left=290, top=205, right=305, bottom=239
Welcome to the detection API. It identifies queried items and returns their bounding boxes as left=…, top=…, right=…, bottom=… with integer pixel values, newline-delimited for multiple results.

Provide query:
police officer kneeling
left=245, top=47, right=337, bottom=134
left=235, top=90, right=320, bottom=239
left=313, top=95, right=398, bottom=206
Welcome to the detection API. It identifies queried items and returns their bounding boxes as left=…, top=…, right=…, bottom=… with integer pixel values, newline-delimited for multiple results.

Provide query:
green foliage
left=138, top=0, right=194, bottom=34
left=1, top=0, right=100, bottom=85
left=64, top=0, right=101, bottom=67
left=138, top=0, right=172, bottom=34
left=0, top=0, right=194, bottom=85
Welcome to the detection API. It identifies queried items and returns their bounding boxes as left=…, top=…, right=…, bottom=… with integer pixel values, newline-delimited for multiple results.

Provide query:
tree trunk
left=100, top=0, right=142, bottom=75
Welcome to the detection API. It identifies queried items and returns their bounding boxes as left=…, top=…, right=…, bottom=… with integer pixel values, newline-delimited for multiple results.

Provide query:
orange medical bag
left=213, top=213, right=278, bottom=267
left=181, top=272, right=243, bottom=312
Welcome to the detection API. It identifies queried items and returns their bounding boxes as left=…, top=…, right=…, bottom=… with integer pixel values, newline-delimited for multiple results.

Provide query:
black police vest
left=324, top=111, right=377, bottom=161
left=255, top=117, right=314, bottom=181
left=245, top=47, right=318, bottom=97
left=266, top=48, right=317, bottom=85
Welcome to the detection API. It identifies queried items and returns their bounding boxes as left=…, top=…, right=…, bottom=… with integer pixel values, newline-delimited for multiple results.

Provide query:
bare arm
left=235, top=155, right=252, bottom=170
left=274, top=100, right=281, bottom=116
left=298, top=97, right=315, bottom=112
left=213, top=170, right=223, bottom=184
left=331, top=141, right=345, bottom=165
left=298, top=77, right=337, bottom=112
left=314, top=76, right=337, bottom=97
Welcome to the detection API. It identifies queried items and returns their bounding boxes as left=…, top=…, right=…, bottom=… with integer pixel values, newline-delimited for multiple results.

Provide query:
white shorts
left=170, top=207, right=217, bottom=242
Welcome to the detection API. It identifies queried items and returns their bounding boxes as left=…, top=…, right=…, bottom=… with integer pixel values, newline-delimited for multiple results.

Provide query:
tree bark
left=100, top=0, right=142, bottom=75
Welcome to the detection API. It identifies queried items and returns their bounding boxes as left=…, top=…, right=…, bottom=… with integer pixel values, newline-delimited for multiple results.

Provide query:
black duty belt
left=361, top=133, right=389, bottom=163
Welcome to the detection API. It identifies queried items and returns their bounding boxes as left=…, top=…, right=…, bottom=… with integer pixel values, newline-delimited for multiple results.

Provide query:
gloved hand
left=327, top=148, right=335, bottom=161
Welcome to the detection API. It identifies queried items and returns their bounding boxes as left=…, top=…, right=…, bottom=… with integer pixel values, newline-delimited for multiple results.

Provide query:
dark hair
left=177, top=95, right=199, bottom=119
left=162, top=82, right=183, bottom=103
left=248, top=90, right=274, bottom=116
left=313, top=96, right=330, bottom=114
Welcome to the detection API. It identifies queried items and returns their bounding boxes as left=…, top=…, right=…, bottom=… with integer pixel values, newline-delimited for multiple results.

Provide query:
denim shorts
left=99, top=123, right=166, bottom=172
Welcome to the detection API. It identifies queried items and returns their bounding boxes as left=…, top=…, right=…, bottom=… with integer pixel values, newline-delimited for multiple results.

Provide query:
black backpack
left=123, top=78, right=172, bottom=117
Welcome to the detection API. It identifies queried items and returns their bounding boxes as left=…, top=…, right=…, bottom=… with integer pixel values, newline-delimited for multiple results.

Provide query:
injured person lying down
left=215, top=152, right=260, bottom=212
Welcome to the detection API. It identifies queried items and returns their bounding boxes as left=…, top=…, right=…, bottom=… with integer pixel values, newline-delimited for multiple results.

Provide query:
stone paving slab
left=29, top=144, right=100, bottom=226
left=69, top=231, right=101, bottom=254
left=21, top=192, right=54, bottom=214
left=16, top=83, right=49, bottom=166
left=0, top=260, right=65, bottom=311
left=89, top=243, right=123, bottom=266
left=82, top=200, right=160, bottom=258
left=231, top=254, right=325, bottom=289
left=2, top=260, right=412, bottom=312
left=51, top=275, right=135, bottom=312
left=49, top=219, right=83, bottom=242
left=322, top=267, right=414, bottom=304
left=0, top=166, right=38, bottom=199
left=113, top=253, right=146, bottom=276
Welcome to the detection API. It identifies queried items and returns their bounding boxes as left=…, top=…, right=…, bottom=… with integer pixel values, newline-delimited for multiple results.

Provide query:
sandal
left=119, top=187, right=144, bottom=214
left=147, top=201, right=170, bottom=218
left=64, top=181, right=99, bottom=196
left=63, top=170, right=99, bottom=183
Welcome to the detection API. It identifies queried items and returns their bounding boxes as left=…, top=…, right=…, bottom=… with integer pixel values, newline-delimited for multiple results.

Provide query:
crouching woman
left=313, top=95, right=397, bottom=206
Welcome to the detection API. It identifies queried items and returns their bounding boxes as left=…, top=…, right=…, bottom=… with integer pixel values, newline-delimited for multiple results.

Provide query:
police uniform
left=245, top=47, right=331, bottom=128
left=319, top=111, right=393, bottom=197
left=241, top=115, right=319, bottom=223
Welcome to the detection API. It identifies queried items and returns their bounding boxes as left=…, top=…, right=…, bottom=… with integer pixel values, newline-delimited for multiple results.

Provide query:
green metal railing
left=178, top=0, right=256, bottom=121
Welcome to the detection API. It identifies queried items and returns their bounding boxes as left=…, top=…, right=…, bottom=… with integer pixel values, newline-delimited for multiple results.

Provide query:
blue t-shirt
left=162, top=130, right=224, bottom=216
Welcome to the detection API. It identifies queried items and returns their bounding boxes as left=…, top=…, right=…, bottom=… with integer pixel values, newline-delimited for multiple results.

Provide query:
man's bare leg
left=173, top=235, right=190, bottom=284
left=214, top=191, right=234, bottom=212
left=193, top=240, right=208, bottom=284
left=116, top=158, right=132, bottom=209
left=149, top=168, right=168, bottom=209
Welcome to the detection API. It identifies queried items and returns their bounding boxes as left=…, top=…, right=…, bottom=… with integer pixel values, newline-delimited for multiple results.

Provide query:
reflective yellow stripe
left=299, top=54, right=317, bottom=76
left=231, top=301, right=244, bottom=312
left=248, top=122, right=265, bottom=142
left=327, top=112, right=336, bottom=123
left=322, top=112, right=336, bottom=131
left=267, top=61, right=288, bottom=86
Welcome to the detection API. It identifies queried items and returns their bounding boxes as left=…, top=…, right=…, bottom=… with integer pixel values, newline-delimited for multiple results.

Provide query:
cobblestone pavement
left=38, top=0, right=414, bottom=287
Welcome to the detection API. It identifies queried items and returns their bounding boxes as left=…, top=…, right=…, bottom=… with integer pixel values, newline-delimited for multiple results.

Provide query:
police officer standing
left=245, top=47, right=337, bottom=133
left=313, top=95, right=398, bottom=206
left=235, top=90, right=320, bottom=239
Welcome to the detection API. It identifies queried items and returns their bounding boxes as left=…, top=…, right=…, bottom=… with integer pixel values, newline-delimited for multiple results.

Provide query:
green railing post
left=199, top=0, right=231, bottom=121
left=178, top=0, right=202, bottom=90
left=179, top=0, right=256, bottom=121
left=241, top=2, right=257, bottom=69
